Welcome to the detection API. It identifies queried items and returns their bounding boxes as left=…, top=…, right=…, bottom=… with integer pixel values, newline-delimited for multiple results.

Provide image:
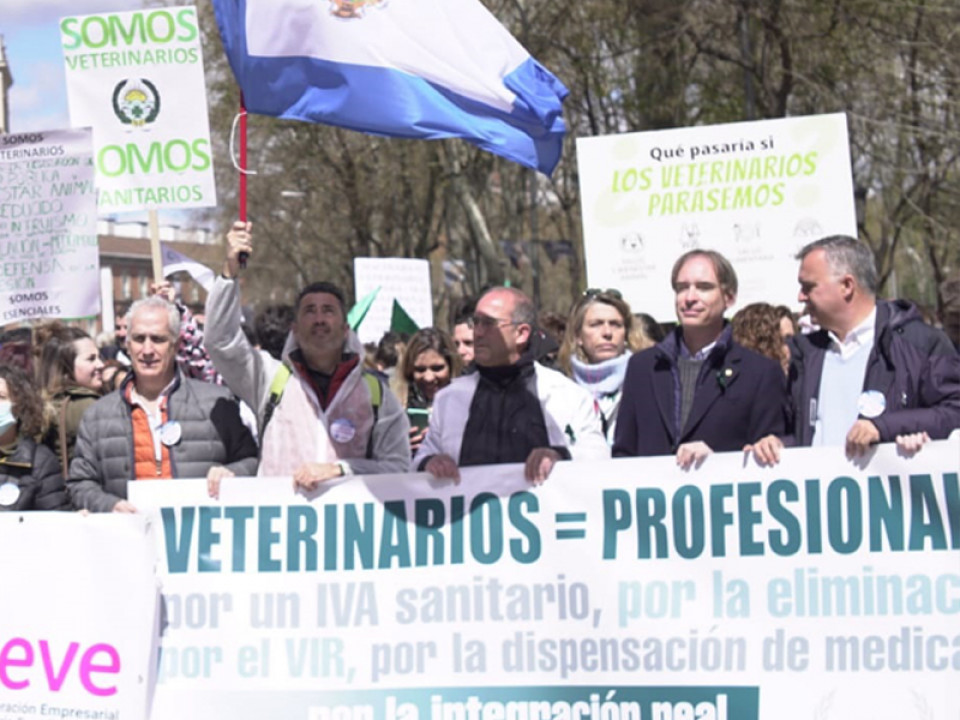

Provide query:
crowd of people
left=0, top=225, right=957, bottom=513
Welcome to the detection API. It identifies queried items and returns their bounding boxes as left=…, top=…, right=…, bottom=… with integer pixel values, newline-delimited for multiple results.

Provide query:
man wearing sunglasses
left=413, top=287, right=608, bottom=483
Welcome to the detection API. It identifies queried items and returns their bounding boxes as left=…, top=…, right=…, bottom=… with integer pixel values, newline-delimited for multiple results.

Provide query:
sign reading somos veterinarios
left=61, top=7, right=216, bottom=212
left=576, top=113, right=857, bottom=321
left=129, top=437, right=959, bottom=720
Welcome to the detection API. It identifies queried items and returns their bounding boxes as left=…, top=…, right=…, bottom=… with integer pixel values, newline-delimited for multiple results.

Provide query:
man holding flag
left=204, top=222, right=410, bottom=488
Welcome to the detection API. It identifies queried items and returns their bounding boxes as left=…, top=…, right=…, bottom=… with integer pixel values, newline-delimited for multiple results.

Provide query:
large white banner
left=129, top=437, right=959, bottom=720
left=354, top=257, right=433, bottom=343
left=61, top=7, right=216, bottom=212
left=577, top=113, right=857, bottom=320
left=0, top=514, right=158, bottom=720
left=0, top=128, right=100, bottom=320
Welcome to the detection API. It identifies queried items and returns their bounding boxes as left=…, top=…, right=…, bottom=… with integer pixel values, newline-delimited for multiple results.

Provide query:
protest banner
left=0, top=128, right=99, bottom=321
left=0, top=513, right=158, bottom=720
left=354, top=258, right=433, bottom=343
left=128, top=436, right=959, bottom=719
left=576, top=113, right=857, bottom=320
left=60, top=7, right=216, bottom=213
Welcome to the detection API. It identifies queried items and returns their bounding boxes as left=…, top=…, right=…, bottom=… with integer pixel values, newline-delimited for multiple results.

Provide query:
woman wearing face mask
left=0, top=364, right=69, bottom=512
left=390, top=328, right=462, bottom=455
left=558, top=290, right=654, bottom=444
left=36, top=323, right=105, bottom=474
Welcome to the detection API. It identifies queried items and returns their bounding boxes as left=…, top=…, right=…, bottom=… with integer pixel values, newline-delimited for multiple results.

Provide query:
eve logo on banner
left=0, top=638, right=121, bottom=696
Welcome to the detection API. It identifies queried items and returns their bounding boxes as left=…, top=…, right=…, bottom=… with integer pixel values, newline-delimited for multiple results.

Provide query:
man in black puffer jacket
left=68, top=297, right=258, bottom=513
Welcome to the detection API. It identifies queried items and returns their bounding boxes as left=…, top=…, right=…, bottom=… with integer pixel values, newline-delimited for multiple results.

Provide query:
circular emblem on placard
left=330, top=418, right=356, bottom=443
left=112, top=78, right=161, bottom=128
left=160, top=421, right=182, bottom=447
left=0, top=481, right=21, bottom=507
left=329, top=0, right=387, bottom=20
left=858, top=390, right=886, bottom=419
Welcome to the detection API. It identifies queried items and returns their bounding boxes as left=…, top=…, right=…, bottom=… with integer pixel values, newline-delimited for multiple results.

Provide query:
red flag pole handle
left=238, top=93, right=249, bottom=268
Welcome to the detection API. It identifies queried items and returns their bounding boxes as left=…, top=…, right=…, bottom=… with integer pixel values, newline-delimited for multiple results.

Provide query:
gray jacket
left=204, top=276, right=410, bottom=476
left=67, top=373, right=259, bottom=512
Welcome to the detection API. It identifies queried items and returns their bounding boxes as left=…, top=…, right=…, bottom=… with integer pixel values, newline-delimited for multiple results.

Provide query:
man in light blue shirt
left=750, top=235, right=960, bottom=463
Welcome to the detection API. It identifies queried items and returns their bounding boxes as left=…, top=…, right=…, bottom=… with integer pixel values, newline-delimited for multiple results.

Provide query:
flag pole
left=238, top=92, right=249, bottom=268
left=239, top=92, right=248, bottom=223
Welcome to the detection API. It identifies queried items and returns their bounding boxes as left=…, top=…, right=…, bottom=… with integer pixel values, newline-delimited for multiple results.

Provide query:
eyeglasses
left=471, top=314, right=521, bottom=330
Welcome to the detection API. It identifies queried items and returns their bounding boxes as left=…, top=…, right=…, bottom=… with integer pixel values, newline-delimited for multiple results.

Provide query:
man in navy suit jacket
left=613, top=250, right=787, bottom=468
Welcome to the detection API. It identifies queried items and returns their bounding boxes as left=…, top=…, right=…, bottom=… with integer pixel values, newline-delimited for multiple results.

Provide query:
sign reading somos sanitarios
left=127, top=438, right=959, bottom=720
left=576, top=113, right=857, bottom=321
left=60, top=7, right=216, bottom=212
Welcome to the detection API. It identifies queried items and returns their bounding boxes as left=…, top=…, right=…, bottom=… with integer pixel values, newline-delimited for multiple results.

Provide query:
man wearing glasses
left=413, top=287, right=608, bottom=483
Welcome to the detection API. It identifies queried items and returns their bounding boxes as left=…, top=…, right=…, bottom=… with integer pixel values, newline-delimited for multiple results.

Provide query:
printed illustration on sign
left=113, top=79, right=161, bottom=129
left=329, top=0, right=388, bottom=20
left=621, top=232, right=644, bottom=255
left=679, top=223, right=701, bottom=250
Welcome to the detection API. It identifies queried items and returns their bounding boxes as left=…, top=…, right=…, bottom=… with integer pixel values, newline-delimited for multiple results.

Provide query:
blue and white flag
left=212, top=0, right=569, bottom=174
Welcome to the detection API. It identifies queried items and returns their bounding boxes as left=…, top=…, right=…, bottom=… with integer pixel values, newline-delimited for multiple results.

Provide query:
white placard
left=0, top=514, right=159, bottom=719
left=129, top=437, right=959, bottom=720
left=0, top=128, right=100, bottom=320
left=577, top=113, right=857, bottom=321
left=354, top=257, right=433, bottom=343
left=61, top=7, right=216, bottom=212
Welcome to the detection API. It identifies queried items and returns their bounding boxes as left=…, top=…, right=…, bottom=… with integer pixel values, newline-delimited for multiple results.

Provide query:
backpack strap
left=261, top=364, right=293, bottom=436
left=362, top=371, right=382, bottom=460
left=263, top=365, right=382, bottom=461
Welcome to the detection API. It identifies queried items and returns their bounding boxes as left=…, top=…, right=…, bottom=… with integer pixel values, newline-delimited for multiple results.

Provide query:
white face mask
left=0, top=401, right=16, bottom=436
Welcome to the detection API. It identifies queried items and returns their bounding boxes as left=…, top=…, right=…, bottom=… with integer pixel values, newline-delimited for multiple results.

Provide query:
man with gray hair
left=749, top=235, right=960, bottom=463
left=414, top=287, right=607, bottom=483
left=69, top=296, right=258, bottom=512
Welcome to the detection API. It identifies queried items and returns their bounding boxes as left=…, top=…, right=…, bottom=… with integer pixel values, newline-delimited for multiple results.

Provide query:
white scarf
left=570, top=351, right=631, bottom=398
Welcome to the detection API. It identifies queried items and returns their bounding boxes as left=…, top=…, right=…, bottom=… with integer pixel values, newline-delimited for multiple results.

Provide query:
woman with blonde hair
left=558, top=290, right=654, bottom=443
left=36, top=322, right=105, bottom=473
left=390, top=328, right=462, bottom=455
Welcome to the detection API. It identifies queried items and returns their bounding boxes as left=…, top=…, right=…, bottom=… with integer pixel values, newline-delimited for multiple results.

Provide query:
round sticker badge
left=857, top=390, right=886, bottom=419
left=160, top=421, right=183, bottom=446
left=0, top=481, right=21, bottom=507
left=330, top=418, right=356, bottom=443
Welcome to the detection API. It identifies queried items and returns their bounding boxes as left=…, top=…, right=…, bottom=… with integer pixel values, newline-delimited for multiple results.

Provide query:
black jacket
left=614, top=326, right=787, bottom=457
left=787, top=299, right=960, bottom=445
left=0, top=436, right=70, bottom=512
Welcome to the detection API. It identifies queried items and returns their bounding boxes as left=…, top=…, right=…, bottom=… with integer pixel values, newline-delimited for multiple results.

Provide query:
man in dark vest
left=414, top=287, right=607, bottom=484
left=69, top=297, right=258, bottom=512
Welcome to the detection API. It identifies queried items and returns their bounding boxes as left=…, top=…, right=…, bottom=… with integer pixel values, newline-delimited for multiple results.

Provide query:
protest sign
left=353, top=258, right=433, bottom=343
left=0, top=128, right=99, bottom=321
left=576, top=113, right=857, bottom=320
left=129, top=436, right=959, bottom=719
left=61, top=6, right=216, bottom=212
left=0, top=513, right=158, bottom=720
